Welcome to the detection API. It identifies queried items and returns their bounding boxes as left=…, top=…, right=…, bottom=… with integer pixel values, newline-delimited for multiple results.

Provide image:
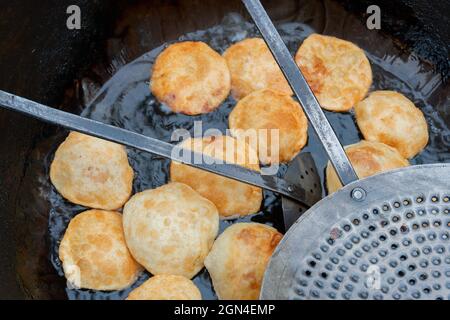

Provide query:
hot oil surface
left=42, top=13, right=449, bottom=300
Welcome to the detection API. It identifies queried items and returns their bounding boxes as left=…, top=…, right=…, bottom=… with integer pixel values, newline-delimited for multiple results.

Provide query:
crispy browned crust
left=151, top=41, right=231, bottom=115
left=204, top=223, right=282, bottom=300
left=126, top=275, right=202, bottom=300
left=326, top=140, right=410, bottom=194
left=223, top=38, right=293, bottom=100
left=50, top=132, right=134, bottom=210
left=170, top=135, right=263, bottom=218
left=122, top=182, right=219, bottom=279
left=354, top=90, right=429, bottom=158
left=229, top=89, right=308, bottom=164
left=295, top=34, right=372, bottom=112
left=59, top=210, right=142, bottom=291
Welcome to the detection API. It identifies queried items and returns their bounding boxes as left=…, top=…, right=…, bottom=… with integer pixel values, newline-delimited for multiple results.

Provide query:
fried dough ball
left=151, top=41, right=231, bottom=115
left=295, top=34, right=372, bottom=112
left=122, top=182, right=219, bottom=279
left=326, top=140, right=409, bottom=194
left=59, top=210, right=142, bottom=291
left=229, top=89, right=308, bottom=164
left=170, top=135, right=262, bottom=218
left=126, top=275, right=201, bottom=300
left=204, top=223, right=282, bottom=300
left=223, top=38, right=293, bottom=100
left=50, top=132, right=133, bottom=210
left=354, top=90, right=429, bottom=158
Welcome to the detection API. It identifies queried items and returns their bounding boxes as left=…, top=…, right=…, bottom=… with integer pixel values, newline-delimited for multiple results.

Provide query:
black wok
left=0, top=0, right=448, bottom=299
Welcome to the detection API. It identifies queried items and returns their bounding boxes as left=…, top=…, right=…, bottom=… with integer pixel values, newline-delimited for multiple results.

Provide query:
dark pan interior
left=0, top=0, right=448, bottom=299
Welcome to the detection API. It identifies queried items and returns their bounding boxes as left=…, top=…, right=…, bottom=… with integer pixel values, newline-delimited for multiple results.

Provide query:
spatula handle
left=0, top=89, right=314, bottom=205
left=242, top=0, right=358, bottom=186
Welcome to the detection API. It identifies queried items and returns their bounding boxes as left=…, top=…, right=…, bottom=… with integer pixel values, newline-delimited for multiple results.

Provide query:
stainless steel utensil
left=243, top=0, right=450, bottom=300
left=0, top=90, right=321, bottom=208
left=281, top=151, right=321, bottom=231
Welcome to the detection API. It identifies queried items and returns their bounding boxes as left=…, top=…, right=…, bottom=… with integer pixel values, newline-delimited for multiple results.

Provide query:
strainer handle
left=242, top=0, right=358, bottom=186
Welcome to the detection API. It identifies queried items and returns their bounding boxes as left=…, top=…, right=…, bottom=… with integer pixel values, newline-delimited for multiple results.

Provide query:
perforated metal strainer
left=263, top=164, right=450, bottom=300
left=243, top=0, right=450, bottom=300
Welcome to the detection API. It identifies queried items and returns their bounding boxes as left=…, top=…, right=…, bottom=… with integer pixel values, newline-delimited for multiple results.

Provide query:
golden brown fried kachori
left=151, top=41, right=230, bottom=115
left=126, top=275, right=201, bottom=300
left=223, top=38, right=293, bottom=100
left=229, top=89, right=308, bottom=164
left=122, top=182, right=219, bottom=279
left=295, top=34, right=372, bottom=112
left=354, top=90, right=429, bottom=158
left=326, top=140, right=409, bottom=194
left=50, top=132, right=133, bottom=210
left=170, top=135, right=262, bottom=218
left=59, top=210, right=141, bottom=291
left=204, top=223, right=282, bottom=300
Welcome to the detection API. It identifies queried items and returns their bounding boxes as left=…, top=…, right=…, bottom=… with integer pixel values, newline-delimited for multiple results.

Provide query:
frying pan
left=0, top=0, right=448, bottom=300
left=243, top=0, right=450, bottom=300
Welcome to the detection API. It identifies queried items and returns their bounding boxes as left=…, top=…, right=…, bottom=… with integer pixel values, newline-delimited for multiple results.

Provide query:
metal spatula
left=0, top=90, right=321, bottom=213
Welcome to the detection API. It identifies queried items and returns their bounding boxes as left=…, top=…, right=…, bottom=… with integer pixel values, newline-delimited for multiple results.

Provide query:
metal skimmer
left=264, top=165, right=450, bottom=300
left=242, top=0, right=450, bottom=300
